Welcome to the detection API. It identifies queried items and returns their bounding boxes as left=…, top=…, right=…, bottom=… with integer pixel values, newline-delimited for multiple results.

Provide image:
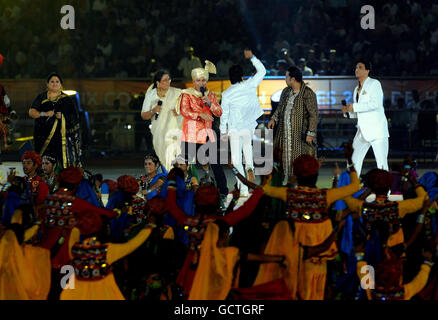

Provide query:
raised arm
left=263, top=180, right=287, bottom=201
left=398, top=173, right=427, bottom=218
left=230, top=165, right=287, bottom=202
left=24, top=225, right=39, bottom=242
left=343, top=196, right=364, bottom=216
left=327, top=143, right=361, bottom=206
left=221, top=187, right=264, bottom=226
left=245, top=53, right=266, bottom=88
left=165, top=188, right=189, bottom=225
left=230, top=165, right=259, bottom=190
left=107, top=227, right=153, bottom=265
left=73, top=198, right=118, bottom=217
left=405, top=199, right=430, bottom=249
left=327, top=171, right=361, bottom=206
left=224, top=187, right=240, bottom=215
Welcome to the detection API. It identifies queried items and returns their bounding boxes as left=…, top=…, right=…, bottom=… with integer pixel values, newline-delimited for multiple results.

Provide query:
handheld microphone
left=47, top=109, right=55, bottom=122
left=155, top=100, right=162, bottom=120
left=200, top=86, right=211, bottom=109
left=342, top=100, right=350, bottom=119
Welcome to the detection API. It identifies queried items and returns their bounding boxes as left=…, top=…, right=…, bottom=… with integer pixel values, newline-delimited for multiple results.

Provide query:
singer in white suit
left=220, top=49, right=265, bottom=197
left=342, top=60, right=389, bottom=176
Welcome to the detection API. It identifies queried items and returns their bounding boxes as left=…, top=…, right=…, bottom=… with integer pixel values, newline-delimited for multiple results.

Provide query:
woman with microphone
left=141, top=70, right=182, bottom=171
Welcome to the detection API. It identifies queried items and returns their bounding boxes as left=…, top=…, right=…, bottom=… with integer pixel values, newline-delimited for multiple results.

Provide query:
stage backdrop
left=3, top=77, right=438, bottom=113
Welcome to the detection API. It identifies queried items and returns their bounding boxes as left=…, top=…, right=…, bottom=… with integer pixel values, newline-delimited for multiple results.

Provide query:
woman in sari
left=141, top=71, right=182, bottom=171
left=28, top=73, right=82, bottom=168
left=139, top=154, right=168, bottom=200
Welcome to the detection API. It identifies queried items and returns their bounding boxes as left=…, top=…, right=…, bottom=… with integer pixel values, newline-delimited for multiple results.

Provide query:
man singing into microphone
left=342, top=60, right=389, bottom=176
left=177, top=60, right=228, bottom=203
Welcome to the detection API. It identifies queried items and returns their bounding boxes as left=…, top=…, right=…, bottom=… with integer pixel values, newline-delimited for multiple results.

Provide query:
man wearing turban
left=21, top=151, right=49, bottom=206
left=176, top=60, right=228, bottom=201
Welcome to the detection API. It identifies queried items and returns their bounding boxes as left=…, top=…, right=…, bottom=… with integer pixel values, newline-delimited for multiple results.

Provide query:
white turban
left=191, top=60, right=216, bottom=81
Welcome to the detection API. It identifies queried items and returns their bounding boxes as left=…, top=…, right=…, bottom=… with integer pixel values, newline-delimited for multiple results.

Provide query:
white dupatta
left=145, top=84, right=183, bottom=171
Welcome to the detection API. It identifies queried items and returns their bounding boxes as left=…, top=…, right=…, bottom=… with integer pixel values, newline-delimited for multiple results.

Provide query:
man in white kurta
left=220, top=50, right=266, bottom=197
left=342, top=60, right=389, bottom=176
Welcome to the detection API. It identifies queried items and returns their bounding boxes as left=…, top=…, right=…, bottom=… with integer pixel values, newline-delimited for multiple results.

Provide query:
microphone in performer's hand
left=200, top=86, right=210, bottom=108
left=46, top=109, right=55, bottom=122
left=155, top=100, right=162, bottom=120
left=342, top=100, right=350, bottom=119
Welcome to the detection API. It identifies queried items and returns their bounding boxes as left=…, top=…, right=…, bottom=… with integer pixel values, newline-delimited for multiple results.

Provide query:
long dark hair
left=152, top=70, right=170, bottom=89
left=144, top=153, right=161, bottom=166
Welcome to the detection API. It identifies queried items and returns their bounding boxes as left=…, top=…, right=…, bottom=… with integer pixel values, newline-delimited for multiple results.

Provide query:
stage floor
left=85, top=161, right=432, bottom=191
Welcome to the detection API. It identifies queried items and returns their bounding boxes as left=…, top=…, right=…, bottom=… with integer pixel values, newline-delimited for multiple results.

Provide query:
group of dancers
left=1, top=49, right=436, bottom=301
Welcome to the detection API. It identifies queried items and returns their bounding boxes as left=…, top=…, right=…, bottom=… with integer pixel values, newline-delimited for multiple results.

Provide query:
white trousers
left=352, top=128, right=389, bottom=177
left=229, top=129, right=254, bottom=195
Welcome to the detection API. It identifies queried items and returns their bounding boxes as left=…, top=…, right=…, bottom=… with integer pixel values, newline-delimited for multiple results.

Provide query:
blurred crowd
left=1, top=0, right=438, bottom=79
